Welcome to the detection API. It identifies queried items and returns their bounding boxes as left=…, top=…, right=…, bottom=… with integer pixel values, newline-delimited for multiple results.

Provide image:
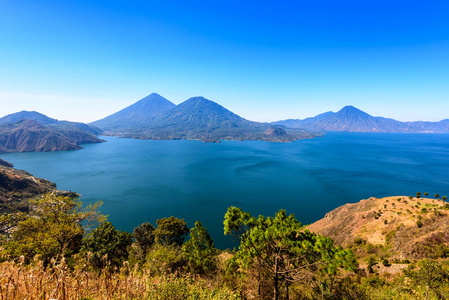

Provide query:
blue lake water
left=1, top=132, right=449, bottom=249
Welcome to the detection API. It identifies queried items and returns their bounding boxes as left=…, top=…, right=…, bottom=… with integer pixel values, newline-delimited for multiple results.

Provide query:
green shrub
left=145, top=243, right=186, bottom=275
left=147, top=274, right=241, bottom=299
left=82, top=221, right=132, bottom=270
left=416, top=219, right=423, bottom=228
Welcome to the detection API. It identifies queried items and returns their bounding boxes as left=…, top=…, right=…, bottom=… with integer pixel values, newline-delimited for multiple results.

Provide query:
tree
left=442, top=196, right=448, bottom=202
left=82, top=221, right=132, bottom=269
left=424, top=192, right=428, bottom=197
left=182, top=221, right=217, bottom=274
left=416, top=192, right=422, bottom=199
left=224, top=207, right=357, bottom=300
left=435, top=194, right=440, bottom=199
left=2, top=193, right=102, bottom=265
left=154, top=216, right=189, bottom=247
left=133, top=222, right=155, bottom=254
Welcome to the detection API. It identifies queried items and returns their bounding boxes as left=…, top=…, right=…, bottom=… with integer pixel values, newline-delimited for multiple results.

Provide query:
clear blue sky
left=1, top=0, right=448, bottom=123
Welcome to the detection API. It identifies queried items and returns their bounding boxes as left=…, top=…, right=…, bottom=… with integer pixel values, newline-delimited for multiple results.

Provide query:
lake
left=1, top=132, right=449, bottom=249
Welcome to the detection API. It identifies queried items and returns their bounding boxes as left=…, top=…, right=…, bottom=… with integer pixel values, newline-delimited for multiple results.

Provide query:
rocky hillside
left=307, top=196, right=449, bottom=261
left=0, top=119, right=104, bottom=153
left=0, top=159, right=76, bottom=214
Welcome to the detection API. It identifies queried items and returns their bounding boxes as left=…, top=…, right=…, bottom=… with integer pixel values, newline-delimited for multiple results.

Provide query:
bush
left=367, top=257, right=377, bottom=273
left=354, top=237, right=365, bottom=245
left=147, top=274, right=241, bottom=299
left=82, top=221, right=132, bottom=270
left=133, top=222, right=155, bottom=254
left=154, top=216, right=189, bottom=247
left=416, top=219, right=423, bottom=228
left=2, top=194, right=102, bottom=265
left=145, top=243, right=186, bottom=275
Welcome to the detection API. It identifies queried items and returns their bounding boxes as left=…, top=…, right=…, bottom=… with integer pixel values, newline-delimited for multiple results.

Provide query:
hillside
left=307, top=195, right=449, bottom=261
left=0, top=159, right=76, bottom=214
left=274, top=106, right=449, bottom=133
left=93, top=94, right=317, bottom=142
left=0, top=117, right=104, bottom=153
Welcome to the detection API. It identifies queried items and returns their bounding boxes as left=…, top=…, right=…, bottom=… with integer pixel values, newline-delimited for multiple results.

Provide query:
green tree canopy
left=2, top=193, right=102, bottom=265
left=133, top=222, right=155, bottom=254
left=154, top=216, right=189, bottom=247
left=82, top=221, right=132, bottom=269
left=182, top=221, right=217, bottom=274
left=224, top=207, right=357, bottom=300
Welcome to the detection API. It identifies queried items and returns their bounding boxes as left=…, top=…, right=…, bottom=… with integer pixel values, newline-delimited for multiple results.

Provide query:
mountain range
left=91, top=93, right=315, bottom=142
left=2, top=94, right=448, bottom=152
left=0, top=111, right=104, bottom=153
left=273, top=105, right=449, bottom=133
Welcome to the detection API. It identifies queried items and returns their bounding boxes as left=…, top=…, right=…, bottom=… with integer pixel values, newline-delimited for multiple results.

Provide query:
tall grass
left=0, top=259, right=240, bottom=300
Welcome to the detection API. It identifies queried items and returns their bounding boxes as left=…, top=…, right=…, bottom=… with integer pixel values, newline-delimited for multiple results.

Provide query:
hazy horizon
left=1, top=1, right=448, bottom=123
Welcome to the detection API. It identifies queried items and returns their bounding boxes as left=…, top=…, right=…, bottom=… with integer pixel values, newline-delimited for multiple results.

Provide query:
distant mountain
left=0, top=111, right=103, bottom=136
left=274, top=111, right=334, bottom=131
left=273, top=106, right=449, bottom=133
left=0, top=111, right=58, bottom=125
left=93, top=94, right=317, bottom=142
left=90, top=93, right=176, bottom=131
left=0, top=118, right=104, bottom=153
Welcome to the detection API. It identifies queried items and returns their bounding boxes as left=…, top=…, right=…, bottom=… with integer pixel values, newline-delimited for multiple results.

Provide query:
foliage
left=145, top=243, right=186, bottom=275
left=182, top=221, right=218, bottom=274
left=147, top=274, right=241, bottom=300
left=154, top=216, right=189, bottom=247
left=82, top=221, right=132, bottom=270
left=2, top=193, right=103, bottom=265
left=224, top=207, right=357, bottom=299
left=404, top=259, right=449, bottom=299
left=133, top=222, right=155, bottom=254
left=367, top=257, right=377, bottom=274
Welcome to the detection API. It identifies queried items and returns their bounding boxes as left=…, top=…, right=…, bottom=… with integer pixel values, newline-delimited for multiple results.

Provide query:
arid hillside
left=308, top=196, right=449, bottom=260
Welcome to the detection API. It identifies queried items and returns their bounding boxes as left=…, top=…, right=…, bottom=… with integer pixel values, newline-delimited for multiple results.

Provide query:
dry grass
left=0, top=258, right=241, bottom=300
left=307, top=196, right=448, bottom=254
left=0, top=259, right=151, bottom=300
